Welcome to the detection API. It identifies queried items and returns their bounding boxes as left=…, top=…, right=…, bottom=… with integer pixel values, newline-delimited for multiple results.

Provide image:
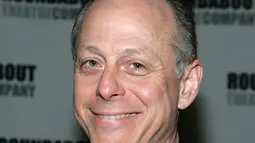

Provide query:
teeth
left=100, top=113, right=137, bottom=120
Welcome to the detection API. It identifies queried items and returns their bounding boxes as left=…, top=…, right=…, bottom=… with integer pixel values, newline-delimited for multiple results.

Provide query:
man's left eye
left=129, top=63, right=145, bottom=70
left=126, top=62, right=148, bottom=76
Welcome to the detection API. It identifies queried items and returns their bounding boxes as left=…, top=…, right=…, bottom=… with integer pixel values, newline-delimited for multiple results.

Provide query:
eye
left=129, top=63, right=145, bottom=70
left=85, top=60, right=99, bottom=67
left=80, top=59, right=103, bottom=73
left=125, top=62, right=148, bottom=76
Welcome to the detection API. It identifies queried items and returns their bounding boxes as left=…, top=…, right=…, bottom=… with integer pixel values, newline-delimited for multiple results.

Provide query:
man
left=71, top=0, right=203, bottom=142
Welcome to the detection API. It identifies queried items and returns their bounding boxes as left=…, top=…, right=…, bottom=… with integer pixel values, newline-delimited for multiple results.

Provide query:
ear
left=178, top=59, right=203, bottom=110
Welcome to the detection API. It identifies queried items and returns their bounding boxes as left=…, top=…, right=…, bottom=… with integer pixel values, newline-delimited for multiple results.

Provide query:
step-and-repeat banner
left=0, top=0, right=254, bottom=143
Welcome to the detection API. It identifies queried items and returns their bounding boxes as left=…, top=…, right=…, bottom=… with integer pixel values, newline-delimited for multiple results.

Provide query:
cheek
left=128, top=75, right=180, bottom=113
left=129, top=76, right=167, bottom=106
left=74, top=73, right=99, bottom=110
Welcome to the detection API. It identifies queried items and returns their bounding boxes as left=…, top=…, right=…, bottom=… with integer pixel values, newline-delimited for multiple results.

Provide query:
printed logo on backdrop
left=1, top=0, right=87, bottom=20
left=192, top=0, right=255, bottom=25
left=0, top=63, right=37, bottom=98
left=0, top=137, right=88, bottom=143
left=227, top=72, right=255, bottom=106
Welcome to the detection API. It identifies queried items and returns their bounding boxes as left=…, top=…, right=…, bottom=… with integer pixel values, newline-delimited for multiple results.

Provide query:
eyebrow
left=81, top=44, right=149, bottom=58
left=119, top=48, right=148, bottom=58
left=81, top=45, right=105, bottom=58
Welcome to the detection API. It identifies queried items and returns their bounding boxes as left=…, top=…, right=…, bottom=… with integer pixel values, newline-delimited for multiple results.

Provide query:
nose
left=96, top=68, right=125, bottom=100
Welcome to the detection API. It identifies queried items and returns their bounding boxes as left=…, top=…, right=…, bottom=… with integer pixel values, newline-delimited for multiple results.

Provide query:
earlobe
left=178, top=60, right=203, bottom=110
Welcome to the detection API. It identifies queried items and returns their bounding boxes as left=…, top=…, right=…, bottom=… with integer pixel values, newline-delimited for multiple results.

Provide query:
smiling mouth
left=99, top=113, right=137, bottom=120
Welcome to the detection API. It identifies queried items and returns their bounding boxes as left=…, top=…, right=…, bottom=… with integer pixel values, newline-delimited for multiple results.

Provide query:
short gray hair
left=71, top=0, right=197, bottom=78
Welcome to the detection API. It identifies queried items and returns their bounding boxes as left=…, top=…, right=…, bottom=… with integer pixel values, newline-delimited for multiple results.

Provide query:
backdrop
left=1, top=0, right=255, bottom=143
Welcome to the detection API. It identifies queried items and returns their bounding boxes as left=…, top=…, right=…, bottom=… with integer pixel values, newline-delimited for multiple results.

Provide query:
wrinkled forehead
left=82, top=0, right=177, bottom=39
left=78, top=0, right=178, bottom=60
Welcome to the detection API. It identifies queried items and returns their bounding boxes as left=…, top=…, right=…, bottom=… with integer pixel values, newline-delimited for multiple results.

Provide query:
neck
left=162, top=132, right=179, bottom=143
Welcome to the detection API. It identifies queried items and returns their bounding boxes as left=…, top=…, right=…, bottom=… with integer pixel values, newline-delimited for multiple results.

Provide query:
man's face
left=74, top=0, right=188, bottom=142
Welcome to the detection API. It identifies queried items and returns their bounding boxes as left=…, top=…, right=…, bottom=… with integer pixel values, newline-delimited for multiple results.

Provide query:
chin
left=89, top=131, right=135, bottom=143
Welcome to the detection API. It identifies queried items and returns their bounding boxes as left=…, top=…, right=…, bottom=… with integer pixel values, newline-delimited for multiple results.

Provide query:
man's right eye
left=80, top=60, right=103, bottom=73
left=85, top=60, right=99, bottom=67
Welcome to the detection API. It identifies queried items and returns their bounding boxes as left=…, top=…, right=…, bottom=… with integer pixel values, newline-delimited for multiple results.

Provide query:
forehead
left=78, top=0, right=177, bottom=57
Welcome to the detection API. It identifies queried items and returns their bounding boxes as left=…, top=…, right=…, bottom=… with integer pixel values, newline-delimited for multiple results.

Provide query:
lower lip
left=94, top=113, right=139, bottom=129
